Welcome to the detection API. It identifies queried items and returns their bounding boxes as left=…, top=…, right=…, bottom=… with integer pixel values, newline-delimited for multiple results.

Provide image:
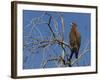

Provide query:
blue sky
left=23, top=10, right=91, bottom=69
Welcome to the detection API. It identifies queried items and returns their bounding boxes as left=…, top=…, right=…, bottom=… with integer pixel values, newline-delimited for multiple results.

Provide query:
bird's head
left=70, top=22, right=77, bottom=27
left=70, top=22, right=77, bottom=31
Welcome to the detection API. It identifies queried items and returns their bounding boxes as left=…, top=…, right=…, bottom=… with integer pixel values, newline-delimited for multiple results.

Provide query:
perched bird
left=69, top=22, right=81, bottom=62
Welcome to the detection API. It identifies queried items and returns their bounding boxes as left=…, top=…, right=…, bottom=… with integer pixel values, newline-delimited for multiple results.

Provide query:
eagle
left=69, top=22, right=81, bottom=62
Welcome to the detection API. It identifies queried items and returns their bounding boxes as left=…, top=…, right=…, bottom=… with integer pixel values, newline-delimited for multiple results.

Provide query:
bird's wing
left=76, top=31, right=81, bottom=49
left=69, top=31, right=77, bottom=47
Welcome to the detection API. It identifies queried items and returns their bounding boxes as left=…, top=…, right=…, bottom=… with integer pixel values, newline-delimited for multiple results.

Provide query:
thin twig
left=58, top=13, right=65, bottom=41
left=42, top=57, right=59, bottom=68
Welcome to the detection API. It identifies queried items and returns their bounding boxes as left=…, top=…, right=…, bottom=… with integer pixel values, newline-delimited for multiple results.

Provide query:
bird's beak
left=70, top=23, right=73, bottom=26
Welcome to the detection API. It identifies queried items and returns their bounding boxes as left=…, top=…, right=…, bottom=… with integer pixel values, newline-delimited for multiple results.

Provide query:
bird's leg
left=69, top=51, right=74, bottom=61
left=68, top=51, right=74, bottom=67
left=75, top=51, right=78, bottom=59
left=75, top=51, right=79, bottom=66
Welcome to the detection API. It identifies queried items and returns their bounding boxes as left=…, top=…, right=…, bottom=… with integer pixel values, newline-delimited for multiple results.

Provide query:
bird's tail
left=75, top=51, right=79, bottom=59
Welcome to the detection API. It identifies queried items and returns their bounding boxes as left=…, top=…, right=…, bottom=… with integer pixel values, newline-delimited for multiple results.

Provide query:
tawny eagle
left=69, top=22, right=81, bottom=61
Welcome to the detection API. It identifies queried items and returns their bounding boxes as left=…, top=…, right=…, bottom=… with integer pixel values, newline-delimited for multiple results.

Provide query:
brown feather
left=69, top=22, right=81, bottom=61
left=69, top=23, right=81, bottom=50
